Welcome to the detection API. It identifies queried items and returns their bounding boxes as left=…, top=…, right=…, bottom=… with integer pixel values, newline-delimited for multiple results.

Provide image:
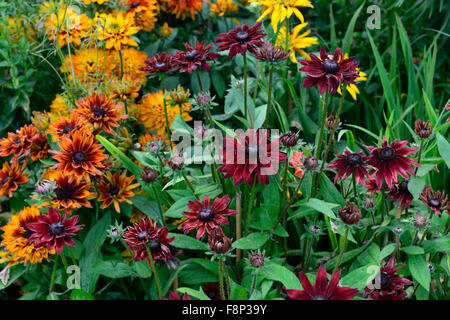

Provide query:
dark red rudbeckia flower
left=202, top=283, right=222, bottom=300
left=182, top=195, right=237, bottom=239
left=174, top=41, right=219, bottom=74
left=326, top=148, right=372, bottom=186
left=160, top=291, right=191, bottom=300
left=285, top=265, right=359, bottom=300
left=299, top=47, right=359, bottom=95
left=123, top=218, right=175, bottom=267
left=387, top=180, right=413, bottom=210
left=419, top=187, right=448, bottom=216
left=218, top=129, right=287, bottom=186
left=366, top=136, right=420, bottom=190
left=27, top=208, right=84, bottom=254
left=366, top=177, right=381, bottom=195
left=140, top=52, right=177, bottom=75
left=363, top=258, right=412, bottom=300
left=216, top=22, right=266, bottom=60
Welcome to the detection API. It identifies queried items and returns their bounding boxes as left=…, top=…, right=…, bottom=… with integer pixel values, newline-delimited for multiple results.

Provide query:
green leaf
left=340, top=264, right=380, bottom=291
left=408, top=255, right=431, bottom=292
left=164, top=195, right=195, bottom=218
left=232, top=232, right=270, bottom=250
left=342, top=3, right=365, bottom=53
left=79, top=212, right=111, bottom=293
left=91, top=260, right=136, bottom=279
left=423, top=90, right=438, bottom=125
left=305, top=198, right=338, bottom=219
left=401, top=246, right=425, bottom=255
left=70, top=289, right=95, bottom=300
left=168, top=233, right=209, bottom=250
left=162, top=264, right=189, bottom=296
left=319, top=174, right=346, bottom=206
left=408, top=176, right=425, bottom=201
left=130, top=195, right=163, bottom=226
left=133, top=261, right=152, bottom=278
left=0, top=264, right=26, bottom=290
left=176, top=287, right=210, bottom=300
left=96, top=135, right=140, bottom=177
left=422, top=235, right=450, bottom=253
left=436, top=132, right=450, bottom=169
left=259, top=262, right=301, bottom=290
left=230, top=279, right=247, bottom=300
left=170, top=114, right=193, bottom=136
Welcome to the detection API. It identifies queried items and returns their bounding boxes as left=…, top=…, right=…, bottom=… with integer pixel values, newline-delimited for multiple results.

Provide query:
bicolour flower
left=216, top=22, right=266, bottom=60
left=299, top=47, right=358, bottom=95
left=285, top=265, right=359, bottom=300
left=326, top=148, right=372, bottom=186
left=366, top=137, right=420, bottom=189
left=182, top=195, right=237, bottom=239
left=27, top=208, right=84, bottom=254
left=141, top=52, right=177, bottom=75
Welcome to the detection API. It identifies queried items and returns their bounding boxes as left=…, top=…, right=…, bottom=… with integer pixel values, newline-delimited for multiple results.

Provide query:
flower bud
left=280, top=132, right=298, bottom=148
left=414, top=119, right=432, bottom=139
left=325, top=115, right=339, bottom=130
left=35, top=180, right=55, bottom=195
left=413, top=215, right=427, bottom=229
left=140, top=167, right=159, bottom=183
left=338, top=202, right=361, bottom=225
left=194, top=125, right=207, bottom=140
left=31, top=111, right=50, bottom=131
left=250, top=252, right=265, bottom=268
left=168, top=154, right=184, bottom=170
left=363, top=198, right=376, bottom=210
left=304, top=156, right=318, bottom=170
left=196, top=93, right=211, bottom=107
left=208, top=228, right=232, bottom=254
left=147, top=141, right=160, bottom=153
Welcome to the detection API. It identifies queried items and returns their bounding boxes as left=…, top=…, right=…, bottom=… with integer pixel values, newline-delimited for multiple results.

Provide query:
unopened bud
left=338, top=202, right=361, bottom=225
left=250, top=252, right=265, bottom=267
left=208, top=228, right=232, bottom=254
left=363, top=198, right=376, bottom=209
left=413, top=215, right=427, bottom=229
left=168, top=154, right=184, bottom=170
left=35, top=180, right=54, bottom=195
left=304, top=156, right=318, bottom=170
left=140, top=167, right=159, bottom=183
left=280, top=132, right=298, bottom=148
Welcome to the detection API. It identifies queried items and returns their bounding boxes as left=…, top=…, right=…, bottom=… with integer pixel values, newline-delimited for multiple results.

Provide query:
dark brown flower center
left=399, top=181, right=408, bottom=192
left=63, top=125, right=74, bottom=134
left=148, top=240, right=161, bottom=252
left=155, top=61, right=166, bottom=69
left=130, top=1, right=139, bottom=8
left=346, top=153, right=362, bottom=166
left=429, top=199, right=441, bottom=208
left=93, top=106, right=107, bottom=118
left=199, top=208, right=214, bottom=222
left=55, top=187, right=73, bottom=200
left=380, top=272, right=390, bottom=289
left=108, top=186, right=120, bottom=196
left=186, top=50, right=198, bottom=61
left=236, top=31, right=249, bottom=42
left=322, top=59, right=339, bottom=74
left=245, top=144, right=259, bottom=160
left=379, top=147, right=395, bottom=161
left=72, top=151, right=87, bottom=163
left=137, top=230, right=149, bottom=242
left=24, top=228, right=34, bottom=239
left=312, top=295, right=327, bottom=300
left=206, top=289, right=217, bottom=299
left=49, top=222, right=65, bottom=236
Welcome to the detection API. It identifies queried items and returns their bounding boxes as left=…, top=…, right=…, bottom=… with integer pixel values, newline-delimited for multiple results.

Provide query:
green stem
left=195, top=69, right=204, bottom=91
left=219, top=257, right=227, bottom=300
left=145, top=245, right=163, bottom=299
left=49, top=255, right=59, bottom=294
left=250, top=269, right=258, bottom=296
left=223, top=262, right=231, bottom=299
left=182, top=170, right=195, bottom=193
left=264, top=66, right=274, bottom=129
left=352, top=172, right=358, bottom=200
left=333, top=226, right=349, bottom=274
left=151, top=183, right=165, bottom=226
left=161, top=74, right=171, bottom=142
left=312, top=91, right=329, bottom=197
left=245, top=176, right=258, bottom=236
left=415, top=139, right=424, bottom=174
